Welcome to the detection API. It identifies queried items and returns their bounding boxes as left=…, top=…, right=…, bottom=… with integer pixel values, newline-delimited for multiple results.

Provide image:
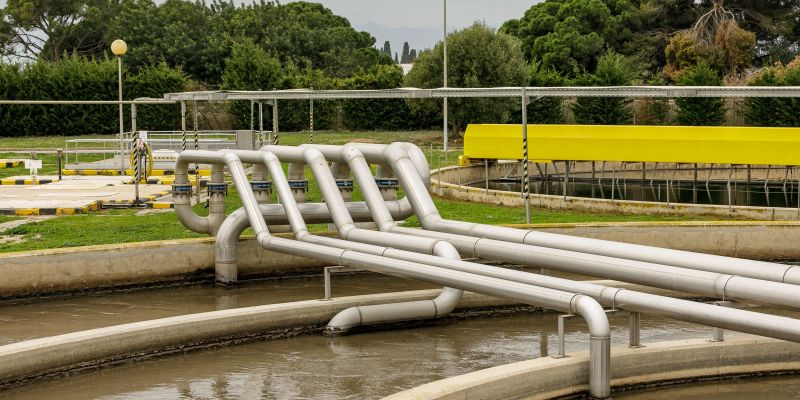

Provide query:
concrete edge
left=0, top=289, right=532, bottom=389
left=383, top=335, right=800, bottom=400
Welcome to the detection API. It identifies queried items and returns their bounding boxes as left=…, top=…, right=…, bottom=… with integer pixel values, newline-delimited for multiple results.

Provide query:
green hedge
left=745, top=64, right=800, bottom=127
left=0, top=57, right=188, bottom=137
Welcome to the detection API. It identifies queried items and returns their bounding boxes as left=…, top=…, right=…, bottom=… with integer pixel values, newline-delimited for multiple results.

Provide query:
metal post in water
left=629, top=312, right=641, bottom=348
left=485, top=158, right=489, bottom=194
left=693, top=163, right=698, bottom=204
left=728, top=165, right=734, bottom=210
left=563, top=160, right=570, bottom=201
left=521, top=87, right=531, bottom=224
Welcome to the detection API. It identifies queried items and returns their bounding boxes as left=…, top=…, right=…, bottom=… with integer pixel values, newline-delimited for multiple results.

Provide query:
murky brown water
left=1, top=309, right=721, bottom=399
left=0, top=271, right=796, bottom=399
left=618, top=375, right=800, bottom=399
left=0, top=273, right=436, bottom=345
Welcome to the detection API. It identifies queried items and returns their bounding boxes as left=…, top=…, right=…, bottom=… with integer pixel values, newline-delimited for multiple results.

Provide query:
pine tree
left=382, top=41, right=392, bottom=57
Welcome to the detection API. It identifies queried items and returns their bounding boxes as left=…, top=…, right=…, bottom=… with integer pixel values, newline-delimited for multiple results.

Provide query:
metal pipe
left=239, top=146, right=463, bottom=333
left=369, top=144, right=800, bottom=286
left=301, top=144, right=800, bottom=343
left=177, top=149, right=610, bottom=398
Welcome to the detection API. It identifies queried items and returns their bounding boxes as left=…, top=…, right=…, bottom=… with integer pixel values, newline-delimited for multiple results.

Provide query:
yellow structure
left=461, top=124, right=800, bottom=166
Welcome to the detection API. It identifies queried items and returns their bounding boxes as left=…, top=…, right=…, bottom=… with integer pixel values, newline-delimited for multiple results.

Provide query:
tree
left=0, top=0, right=114, bottom=62
left=405, top=22, right=528, bottom=136
left=221, top=40, right=286, bottom=129
left=501, top=0, right=641, bottom=76
left=572, top=51, right=637, bottom=125
left=105, top=0, right=230, bottom=84
left=516, top=59, right=566, bottom=124
left=664, top=0, right=756, bottom=79
left=704, top=0, right=800, bottom=64
left=745, top=57, right=800, bottom=127
left=401, top=41, right=410, bottom=63
left=382, top=40, right=391, bottom=58
left=227, top=1, right=389, bottom=77
left=675, top=62, right=726, bottom=126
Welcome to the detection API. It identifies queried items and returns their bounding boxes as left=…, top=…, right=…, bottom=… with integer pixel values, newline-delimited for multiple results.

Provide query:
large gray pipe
left=302, top=143, right=800, bottom=310
left=371, top=144, right=800, bottom=285
left=214, top=201, right=413, bottom=284
left=176, top=149, right=611, bottom=398
left=294, top=144, right=800, bottom=342
left=225, top=148, right=463, bottom=334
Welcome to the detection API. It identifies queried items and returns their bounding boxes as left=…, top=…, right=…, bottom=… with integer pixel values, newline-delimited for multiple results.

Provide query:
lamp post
left=443, top=0, right=448, bottom=153
left=111, top=39, right=127, bottom=174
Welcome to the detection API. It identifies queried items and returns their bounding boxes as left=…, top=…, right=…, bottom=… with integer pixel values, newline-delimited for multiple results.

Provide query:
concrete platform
left=0, top=176, right=172, bottom=215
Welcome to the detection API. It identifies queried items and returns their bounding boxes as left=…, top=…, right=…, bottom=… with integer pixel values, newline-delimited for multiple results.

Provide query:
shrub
left=675, top=62, right=726, bottom=126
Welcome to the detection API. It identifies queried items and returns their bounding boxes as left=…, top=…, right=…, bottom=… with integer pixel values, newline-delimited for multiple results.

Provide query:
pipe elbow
left=572, top=295, right=610, bottom=338
left=302, top=147, right=327, bottom=166
left=432, top=287, right=463, bottom=316
left=325, top=307, right=363, bottom=336
left=256, top=231, right=272, bottom=247
left=221, top=152, right=240, bottom=165
left=432, top=240, right=461, bottom=260
left=174, top=203, right=209, bottom=234
left=341, top=144, right=364, bottom=163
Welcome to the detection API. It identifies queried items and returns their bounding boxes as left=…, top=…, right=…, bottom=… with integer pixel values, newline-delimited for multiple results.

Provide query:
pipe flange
left=250, top=181, right=272, bottom=191
left=375, top=178, right=399, bottom=189
left=207, top=183, right=229, bottom=194
left=172, top=183, right=192, bottom=194
left=336, top=179, right=354, bottom=188
left=288, top=179, right=309, bottom=192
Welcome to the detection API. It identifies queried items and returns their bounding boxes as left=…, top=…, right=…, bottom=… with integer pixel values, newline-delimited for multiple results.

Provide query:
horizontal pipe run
left=228, top=148, right=464, bottom=334
left=180, top=149, right=609, bottom=397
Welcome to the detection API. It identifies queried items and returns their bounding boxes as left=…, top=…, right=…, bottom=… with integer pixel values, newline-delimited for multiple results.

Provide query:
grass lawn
left=0, top=131, right=743, bottom=254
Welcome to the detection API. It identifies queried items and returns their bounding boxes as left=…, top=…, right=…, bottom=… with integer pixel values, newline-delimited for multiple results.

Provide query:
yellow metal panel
left=463, top=124, right=800, bottom=166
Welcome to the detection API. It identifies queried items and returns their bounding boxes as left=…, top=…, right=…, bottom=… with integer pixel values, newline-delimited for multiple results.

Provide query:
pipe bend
left=571, top=295, right=611, bottom=338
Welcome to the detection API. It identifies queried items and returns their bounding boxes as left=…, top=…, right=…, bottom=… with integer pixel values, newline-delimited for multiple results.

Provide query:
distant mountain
left=355, top=21, right=443, bottom=53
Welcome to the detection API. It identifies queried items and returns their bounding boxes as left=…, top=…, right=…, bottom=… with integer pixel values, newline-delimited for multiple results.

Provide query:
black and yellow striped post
left=272, top=92, right=279, bottom=145
left=521, top=87, right=530, bottom=224
left=258, top=101, right=264, bottom=148
left=181, top=101, right=187, bottom=152
left=309, top=86, right=314, bottom=144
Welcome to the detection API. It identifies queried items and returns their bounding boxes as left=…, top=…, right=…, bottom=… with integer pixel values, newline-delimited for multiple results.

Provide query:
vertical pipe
left=250, top=100, right=254, bottom=145
left=521, top=87, right=530, bottom=224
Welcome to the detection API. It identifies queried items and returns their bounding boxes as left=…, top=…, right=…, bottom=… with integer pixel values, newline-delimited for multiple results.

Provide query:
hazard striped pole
left=521, top=87, right=530, bottom=224
left=309, top=86, right=314, bottom=144
left=258, top=101, right=264, bottom=148
left=272, top=95, right=279, bottom=145
left=180, top=101, right=187, bottom=152
left=193, top=100, right=200, bottom=203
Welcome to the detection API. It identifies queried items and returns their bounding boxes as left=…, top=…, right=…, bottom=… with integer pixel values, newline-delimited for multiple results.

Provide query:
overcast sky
left=281, top=0, right=536, bottom=51
left=0, top=0, right=537, bottom=52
